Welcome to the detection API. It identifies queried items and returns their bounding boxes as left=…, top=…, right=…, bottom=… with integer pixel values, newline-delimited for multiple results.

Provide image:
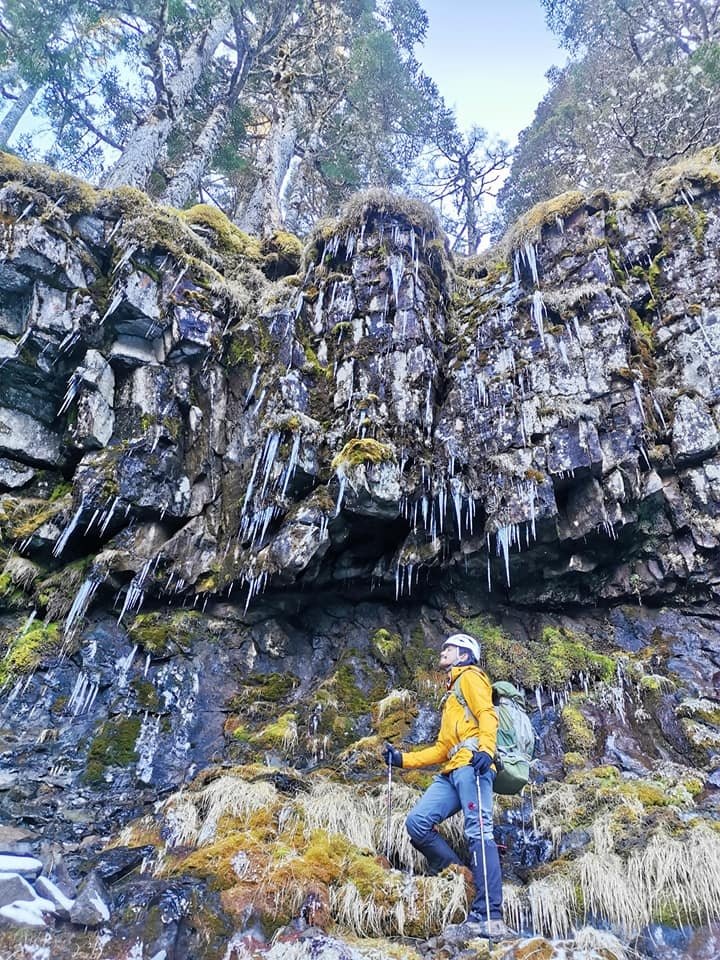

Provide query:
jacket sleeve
left=463, top=670, right=498, bottom=755
left=401, top=740, right=449, bottom=770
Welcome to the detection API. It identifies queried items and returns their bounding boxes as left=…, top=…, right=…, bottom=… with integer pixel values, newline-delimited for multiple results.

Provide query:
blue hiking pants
left=405, top=765, right=502, bottom=920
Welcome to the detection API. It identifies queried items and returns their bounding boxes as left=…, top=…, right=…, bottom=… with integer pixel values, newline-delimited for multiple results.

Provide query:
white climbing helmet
left=445, top=633, right=481, bottom=662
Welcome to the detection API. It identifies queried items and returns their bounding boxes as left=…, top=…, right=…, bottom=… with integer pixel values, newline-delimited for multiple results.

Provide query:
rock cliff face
left=4, top=154, right=720, bottom=613
left=2, top=149, right=720, bottom=958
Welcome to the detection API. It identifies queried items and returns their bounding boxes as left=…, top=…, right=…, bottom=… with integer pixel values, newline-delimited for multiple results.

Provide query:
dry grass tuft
left=572, top=926, right=636, bottom=960
left=164, top=776, right=278, bottom=847
left=650, top=144, right=720, bottom=206
left=504, top=190, right=586, bottom=252
left=3, top=555, right=39, bottom=590
left=527, top=874, right=578, bottom=940
left=298, top=781, right=376, bottom=850
left=376, top=689, right=415, bottom=720
left=516, top=823, right=720, bottom=939
left=331, top=869, right=466, bottom=937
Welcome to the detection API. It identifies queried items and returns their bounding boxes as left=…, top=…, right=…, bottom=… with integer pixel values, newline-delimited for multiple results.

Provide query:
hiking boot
left=464, top=917, right=517, bottom=940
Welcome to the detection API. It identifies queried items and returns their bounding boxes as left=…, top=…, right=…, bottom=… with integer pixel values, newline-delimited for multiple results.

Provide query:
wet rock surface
left=2, top=155, right=720, bottom=957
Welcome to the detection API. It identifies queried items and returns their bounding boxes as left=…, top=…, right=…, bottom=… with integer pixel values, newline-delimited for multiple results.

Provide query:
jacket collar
left=447, top=664, right=476, bottom=682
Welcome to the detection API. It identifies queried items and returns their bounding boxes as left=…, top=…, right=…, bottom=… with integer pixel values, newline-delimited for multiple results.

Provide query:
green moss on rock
left=181, top=205, right=263, bottom=261
left=560, top=700, right=596, bottom=754
left=84, top=715, right=142, bottom=783
left=541, top=627, right=616, bottom=686
left=371, top=628, right=402, bottom=664
left=0, top=621, right=61, bottom=687
left=131, top=678, right=161, bottom=712
left=331, top=438, right=396, bottom=471
left=128, top=610, right=201, bottom=656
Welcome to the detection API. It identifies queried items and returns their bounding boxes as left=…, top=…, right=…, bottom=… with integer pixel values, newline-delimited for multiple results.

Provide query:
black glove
left=470, top=750, right=493, bottom=776
left=382, top=742, right=403, bottom=768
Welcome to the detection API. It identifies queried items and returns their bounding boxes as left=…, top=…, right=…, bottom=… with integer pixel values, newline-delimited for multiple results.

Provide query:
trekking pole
left=475, top=772, right=493, bottom=946
left=386, top=756, right=393, bottom=861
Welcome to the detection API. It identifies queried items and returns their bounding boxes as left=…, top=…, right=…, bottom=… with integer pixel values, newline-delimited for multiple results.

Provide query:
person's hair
left=457, top=648, right=477, bottom=665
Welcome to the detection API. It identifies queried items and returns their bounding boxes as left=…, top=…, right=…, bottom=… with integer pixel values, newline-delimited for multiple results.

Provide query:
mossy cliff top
left=0, top=151, right=303, bottom=282
left=490, top=141, right=720, bottom=260
left=305, top=187, right=453, bottom=291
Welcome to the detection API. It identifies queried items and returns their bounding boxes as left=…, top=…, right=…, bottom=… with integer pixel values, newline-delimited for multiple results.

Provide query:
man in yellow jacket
left=382, top=633, right=511, bottom=939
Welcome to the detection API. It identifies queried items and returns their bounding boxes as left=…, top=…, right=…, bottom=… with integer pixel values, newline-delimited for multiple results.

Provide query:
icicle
left=531, top=290, right=546, bottom=344
left=84, top=508, right=101, bottom=535
left=58, top=373, right=82, bottom=415
left=651, top=393, right=667, bottom=430
left=632, top=380, right=646, bottom=423
left=535, top=687, right=543, bottom=716
left=64, top=575, right=103, bottom=637
left=242, top=450, right=263, bottom=513
left=496, top=526, right=512, bottom=587
left=646, top=210, right=661, bottom=234
left=335, top=474, right=347, bottom=517
left=523, top=242, right=539, bottom=285
left=450, top=478, right=463, bottom=539
left=117, top=558, right=154, bottom=623
left=67, top=671, right=99, bottom=717
left=99, top=497, right=120, bottom=537
left=246, top=364, right=261, bottom=404
left=679, top=187, right=694, bottom=210
left=294, top=290, right=304, bottom=319
left=388, top=254, right=404, bottom=306
left=168, top=263, right=189, bottom=295
left=558, top=340, right=570, bottom=368
left=512, top=249, right=521, bottom=285
left=280, top=431, right=302, bottom=497
left=313, top=286, right=325, bottom=333
left=18, top=611, right=36, bottom=638
left=53, top=499, right=85, bottom=557
left=116, top=644, right=138, bottom=690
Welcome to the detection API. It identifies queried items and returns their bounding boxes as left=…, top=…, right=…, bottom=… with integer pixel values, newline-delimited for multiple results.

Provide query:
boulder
left=0, top=855, right=42, bottom=880
left=671, top=395, right=720, bottom=465
left=0, top=873, right=36, bottom=907
left=35, top=875, right=74, bottom=919
left=69, top=871, right=111, bottom=927
left=0, top=408, right=62, bottom=466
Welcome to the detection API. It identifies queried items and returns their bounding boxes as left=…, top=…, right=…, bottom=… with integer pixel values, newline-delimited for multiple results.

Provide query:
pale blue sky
left=417, top=1, right=565, bottom=144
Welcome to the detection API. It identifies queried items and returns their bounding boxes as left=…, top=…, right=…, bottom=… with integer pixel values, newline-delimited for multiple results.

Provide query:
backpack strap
left=451, top=666, right=490, bottom=723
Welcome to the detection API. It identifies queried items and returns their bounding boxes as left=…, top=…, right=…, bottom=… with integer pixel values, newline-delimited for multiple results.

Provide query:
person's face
left=439, top=643, right=461, bottom=669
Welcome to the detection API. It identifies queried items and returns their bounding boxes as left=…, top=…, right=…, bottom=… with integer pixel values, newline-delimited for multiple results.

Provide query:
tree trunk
left=0, top=83, right=38, bottom=148
left=237, top=107, right=299, bottom=236
left=278, top=119, right=325, bottom=224
left=460, top=158, right=480, bottom=255
left=161, top=102, right=231, bottom=208
left=161, top=37, right=254, bottom=210
left=103, top=11, right=233, bottom=190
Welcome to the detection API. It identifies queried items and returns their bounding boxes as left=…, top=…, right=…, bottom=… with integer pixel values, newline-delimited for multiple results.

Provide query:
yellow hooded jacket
left=401, top=665, right=497, bottom=774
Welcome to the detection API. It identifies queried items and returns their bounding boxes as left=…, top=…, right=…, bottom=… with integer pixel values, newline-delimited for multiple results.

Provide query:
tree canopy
left=498, top=0, right=720, bottom=227
left=1, top=0, right=478, bottom=235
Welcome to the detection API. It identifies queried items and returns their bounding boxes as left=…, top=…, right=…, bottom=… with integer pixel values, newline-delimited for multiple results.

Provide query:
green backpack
left=452, top=674, right=535, bottom=796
